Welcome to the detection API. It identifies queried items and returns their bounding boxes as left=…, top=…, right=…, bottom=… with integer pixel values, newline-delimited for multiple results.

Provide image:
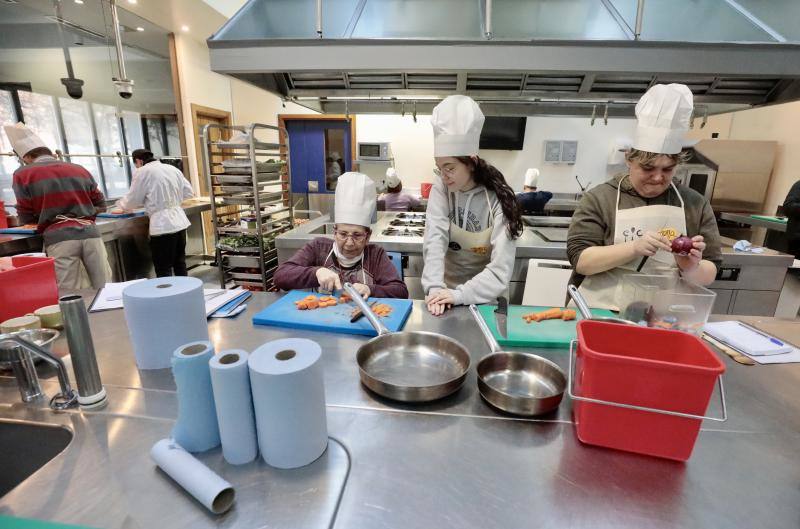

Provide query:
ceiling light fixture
left=181, top=25, right=189, bottom=32
left=127, top=0, right=137, bottom=4
left=74, top=0, right=84, bottom=4
left=136, top=26, right=144, bottom=32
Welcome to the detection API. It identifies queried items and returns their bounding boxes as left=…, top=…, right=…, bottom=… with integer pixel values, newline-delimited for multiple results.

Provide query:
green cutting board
left=477, top=304, right=616, bottom=348
left=751, top=215, right=787, bottom=224
left=0, top=516, right=97, bottom=529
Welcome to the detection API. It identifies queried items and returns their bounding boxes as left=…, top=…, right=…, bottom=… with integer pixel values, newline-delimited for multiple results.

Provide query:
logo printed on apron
left=578, top=176, right=687, bottom=311
left=443, top=188, right=494, bottom=289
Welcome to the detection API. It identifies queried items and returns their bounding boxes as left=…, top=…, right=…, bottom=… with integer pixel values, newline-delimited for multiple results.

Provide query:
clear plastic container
left=617, top=274, right=716, bottom=336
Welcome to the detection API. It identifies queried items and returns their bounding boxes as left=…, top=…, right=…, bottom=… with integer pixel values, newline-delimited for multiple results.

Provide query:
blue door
left=286, top=120, right=351, bottom=194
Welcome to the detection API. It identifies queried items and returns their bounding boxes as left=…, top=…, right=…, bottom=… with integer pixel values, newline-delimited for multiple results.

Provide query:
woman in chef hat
left=381, top=167, right=421, bottom=212
left=422, top=95, right=523, bottom=316
left=273, top=172, right=408, bottom=299
left=566, top=83, right=723, bottom=311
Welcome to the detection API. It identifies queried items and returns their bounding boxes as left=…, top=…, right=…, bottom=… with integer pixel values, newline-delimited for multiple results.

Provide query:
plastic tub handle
left=567, top=340, right=727, bottom=422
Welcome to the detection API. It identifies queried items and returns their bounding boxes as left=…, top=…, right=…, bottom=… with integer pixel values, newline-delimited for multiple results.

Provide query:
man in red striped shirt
left=4, top=122, right=110, bottom=292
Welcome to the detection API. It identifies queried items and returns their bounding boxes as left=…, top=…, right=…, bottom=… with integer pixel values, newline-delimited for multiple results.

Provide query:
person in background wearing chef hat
left=381, top=167, right=420, bottom=212
left=422, top=95, right=523, bottom=316
left=3, top=122, right=111, bottom=292
left=516, top=168, right=553, bottom=215
left=566, top=84, right=722, bottom=311
left=273, top=172, right=408, bottom=298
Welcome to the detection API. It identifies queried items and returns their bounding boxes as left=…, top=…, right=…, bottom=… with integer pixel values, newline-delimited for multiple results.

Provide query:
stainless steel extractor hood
left=207, top=0, right=800, bottom=117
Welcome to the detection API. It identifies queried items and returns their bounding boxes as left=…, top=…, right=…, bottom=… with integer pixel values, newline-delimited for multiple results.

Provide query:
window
left=18, top=91, right=65, bottom=153
left=92, top=103, right=128, bottom=198
left=59, top=97, right=103, bottom=190
left=121, top=111, right=144, bottom=176
left=0, top=90, right=19, bottom=214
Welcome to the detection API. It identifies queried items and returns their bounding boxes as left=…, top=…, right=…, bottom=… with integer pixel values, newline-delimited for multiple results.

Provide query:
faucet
left=0, top=332, right=78, bottom=410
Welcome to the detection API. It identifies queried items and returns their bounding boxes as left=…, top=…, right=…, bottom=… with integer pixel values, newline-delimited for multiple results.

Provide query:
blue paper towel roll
left=172, top=341, right=220, bottom=452
left=248, top=338, right=328, bottom=469
left=209, top=349, right=258, bottom=465
left=123, top=277, right=209, bottom=370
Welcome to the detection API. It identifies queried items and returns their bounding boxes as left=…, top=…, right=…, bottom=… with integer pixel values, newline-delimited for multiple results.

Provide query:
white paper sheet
left=90, top=281, right=246, bottom=317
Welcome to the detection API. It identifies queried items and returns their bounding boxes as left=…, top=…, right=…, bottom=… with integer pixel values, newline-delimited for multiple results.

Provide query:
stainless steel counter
left=721, top=212, right=787, bottom=233
left=0, top=200, right=211, bottom=280
left=2, top=293, right=800, bottom=528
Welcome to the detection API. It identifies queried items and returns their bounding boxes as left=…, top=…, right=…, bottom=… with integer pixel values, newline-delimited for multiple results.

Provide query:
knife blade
left=494, top=296, right=508, bottom=339
left=351, top=301, right=378, bottom=323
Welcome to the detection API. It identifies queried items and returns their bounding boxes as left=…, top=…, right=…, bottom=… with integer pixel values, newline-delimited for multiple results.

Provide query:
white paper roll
left=248, top=338, right=328, bottom=469
left=209, top=349, right=258, bottom=465
left=150, top=438, right=235, bottom=514
left=123, top=277, right=209, bottom=370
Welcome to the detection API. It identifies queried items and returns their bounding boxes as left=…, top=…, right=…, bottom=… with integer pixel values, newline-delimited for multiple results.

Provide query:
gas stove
left=382, top=227, right=425, bottom=237
left=395, top=212, right=426, bottom=220
left=389, top=218, right=425, bottom=228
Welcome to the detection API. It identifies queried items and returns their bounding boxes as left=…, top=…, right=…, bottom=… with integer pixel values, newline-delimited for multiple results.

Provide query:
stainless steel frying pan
left=345, top=283, right=471, bottom=403
left=469, top=304, right=565, bottom=416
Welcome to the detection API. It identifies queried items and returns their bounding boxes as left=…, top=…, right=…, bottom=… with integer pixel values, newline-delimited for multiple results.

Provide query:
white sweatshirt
left=422, top=177, right=517, bottom=305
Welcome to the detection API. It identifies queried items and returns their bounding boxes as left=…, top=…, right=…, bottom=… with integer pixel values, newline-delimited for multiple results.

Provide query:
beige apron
left=318, top=247, right=369, bottom=293
left=578, top=177, right=686, bottom=311
left=444, top=188, right=494, bottom=289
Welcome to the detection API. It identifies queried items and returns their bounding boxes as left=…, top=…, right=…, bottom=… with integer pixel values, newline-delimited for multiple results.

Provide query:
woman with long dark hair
left=422, top=95, right=522, bottom=315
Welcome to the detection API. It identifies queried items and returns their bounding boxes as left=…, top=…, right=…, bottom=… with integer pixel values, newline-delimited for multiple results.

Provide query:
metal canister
left=59, top=294, right=107, bottom=409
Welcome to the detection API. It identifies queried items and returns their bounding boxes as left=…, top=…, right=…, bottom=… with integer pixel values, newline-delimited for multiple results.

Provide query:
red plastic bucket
left=570, top=320, right=726, bottom=461
left=0, top=256, right=59, bottom=323
left=0, top=201, right=7, bottom=229
left=420, top=183, right=433, bottom=199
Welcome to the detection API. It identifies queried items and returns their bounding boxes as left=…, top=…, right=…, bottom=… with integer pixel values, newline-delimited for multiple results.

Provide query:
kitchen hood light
left=136, top=26, right=144, bottom=32
left=181, top=25, right=190, bottom=32
left=74, top=0, right=84, bottom=4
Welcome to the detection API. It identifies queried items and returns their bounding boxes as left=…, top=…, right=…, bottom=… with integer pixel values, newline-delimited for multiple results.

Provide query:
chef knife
left=351, top=301, right=378, bottom=323
left=494, top=296, right=508, bottom=339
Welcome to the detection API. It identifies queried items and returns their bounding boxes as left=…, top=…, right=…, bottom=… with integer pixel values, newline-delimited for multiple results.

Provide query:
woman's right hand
left=425, top=289, right=454, bottom=316
left=315, top=267, right=342, bottom=292
left=631, top=231, right=671, bottom=257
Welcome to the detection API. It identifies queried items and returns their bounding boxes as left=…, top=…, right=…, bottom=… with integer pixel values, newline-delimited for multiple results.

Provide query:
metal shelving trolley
left=200, top=123, right=293, bottom=291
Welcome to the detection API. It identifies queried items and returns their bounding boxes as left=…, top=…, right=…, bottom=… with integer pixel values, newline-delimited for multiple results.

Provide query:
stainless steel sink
left=0, top=420, right=72, bottom=497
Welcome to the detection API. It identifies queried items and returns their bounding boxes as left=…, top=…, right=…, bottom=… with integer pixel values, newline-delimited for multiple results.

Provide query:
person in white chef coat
left=421, top=95, right=523, bottom=316
left=566, top=84, right=722, bottom=310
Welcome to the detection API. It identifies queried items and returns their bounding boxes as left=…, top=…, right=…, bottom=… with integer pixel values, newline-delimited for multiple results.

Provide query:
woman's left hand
left=674, top=235, right=706, bottom=271
left=426, top=289, right=455, bottom=316
left=351, top=283, right=371, bottom=299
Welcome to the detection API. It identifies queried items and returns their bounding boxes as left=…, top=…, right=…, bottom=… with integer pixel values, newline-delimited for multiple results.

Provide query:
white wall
left=355, top=114, right=638, bottom=193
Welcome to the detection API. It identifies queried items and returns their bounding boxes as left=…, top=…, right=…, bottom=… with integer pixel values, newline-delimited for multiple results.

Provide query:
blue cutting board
left=252, top=290, right=413, bottom=336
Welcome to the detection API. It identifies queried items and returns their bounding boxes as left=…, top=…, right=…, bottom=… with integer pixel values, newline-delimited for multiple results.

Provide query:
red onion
left=671, top=235, right=694, bottom=255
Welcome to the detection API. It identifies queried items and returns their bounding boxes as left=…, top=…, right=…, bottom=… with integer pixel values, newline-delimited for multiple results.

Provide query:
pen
left=737, top=321, right=785, bottom=346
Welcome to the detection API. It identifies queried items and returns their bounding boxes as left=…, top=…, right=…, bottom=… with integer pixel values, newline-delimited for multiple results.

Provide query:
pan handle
left=344, top=282, right=391, bottom=336
left=469, top=304, right=503, bottom=354
left=567, top=285, right=593, bottom=320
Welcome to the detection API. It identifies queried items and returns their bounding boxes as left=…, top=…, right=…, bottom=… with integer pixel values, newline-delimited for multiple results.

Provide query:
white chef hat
left=334, top=172, right=377, bottom=227
left=3, top=122, right=47, bottom=158
left=431, top=95, right=485, bottom=157
left=524, top=168, right=539, bottom=187
left=385, top=167, right=401, bottom=189
left=633, top=84, right=694, bottom=155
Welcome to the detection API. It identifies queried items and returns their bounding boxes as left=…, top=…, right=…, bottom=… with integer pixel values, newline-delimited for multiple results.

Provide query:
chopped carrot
left=561, top=309, right=576, bottom=321
left=304, top=295, right=317, bottom=301
left=297, top=302, right=308, bottom=310
left=306, top=300, right=319, bottom=309
left=522, top=307, right=564, bottom=323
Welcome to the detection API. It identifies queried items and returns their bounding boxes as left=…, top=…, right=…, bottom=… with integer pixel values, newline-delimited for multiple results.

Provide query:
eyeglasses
left=435, top=165, right=459, bottom=177
left=334, top=230, right=368, bottom=243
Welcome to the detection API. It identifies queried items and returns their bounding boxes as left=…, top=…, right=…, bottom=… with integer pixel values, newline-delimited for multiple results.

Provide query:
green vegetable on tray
left=218, top=233, right=278, bottom=251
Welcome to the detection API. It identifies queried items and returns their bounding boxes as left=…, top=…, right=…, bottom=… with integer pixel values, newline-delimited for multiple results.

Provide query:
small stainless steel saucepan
left=469, top=304, right=565, bottom=416
left=344, top=283, right=471, bottom=403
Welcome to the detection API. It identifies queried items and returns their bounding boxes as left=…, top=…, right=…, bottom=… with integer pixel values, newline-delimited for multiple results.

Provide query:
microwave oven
left=357, top=142, right=392, bottom=161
